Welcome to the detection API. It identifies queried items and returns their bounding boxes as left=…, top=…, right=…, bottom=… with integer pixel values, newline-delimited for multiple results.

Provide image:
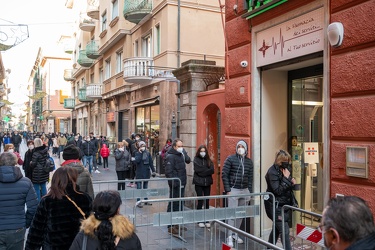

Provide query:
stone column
left=172, top=60, right=224, bottom=207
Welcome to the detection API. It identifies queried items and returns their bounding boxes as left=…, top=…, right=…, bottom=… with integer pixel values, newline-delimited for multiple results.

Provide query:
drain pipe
left=177, top=0, right=181, bottom=68
left=176, top=79, right=180, bottom=137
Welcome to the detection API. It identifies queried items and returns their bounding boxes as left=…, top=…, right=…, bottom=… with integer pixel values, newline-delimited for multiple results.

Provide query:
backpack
left=43, top=155, right=55, bottom=173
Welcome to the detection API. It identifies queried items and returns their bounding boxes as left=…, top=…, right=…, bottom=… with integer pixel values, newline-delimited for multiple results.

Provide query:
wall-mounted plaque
left=346, top=146, right=368, bottom=179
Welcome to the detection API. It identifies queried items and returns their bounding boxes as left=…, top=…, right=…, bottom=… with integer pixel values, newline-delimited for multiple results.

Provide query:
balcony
left=123, top=0, right=152, bottom=24
left=77, top=50, right=95, bottom=67
left=64, top=39, right=74, bottom=54
left=63, top=69, right=75, bottom=81
left=64, top=98, right=75, bottom=109
left=78, top=86, right=94, bottom=102
left=123, top=57, right=175, bottom=84
left=79, top=14, right=95, bottom=32
left=86, top=83, right=103, bottom=99
left=87, top=0, right=99, bottom=20
left=86, top=40, right=101, bottom=59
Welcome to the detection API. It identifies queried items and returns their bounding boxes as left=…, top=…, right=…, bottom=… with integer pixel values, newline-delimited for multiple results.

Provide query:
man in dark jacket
left=89, top=132, right=100, bottom=173
left=12, top=131, right=22, bottom=153
left=81, top=136, right=96, bottom=174
left=321, top=196, right=375, bottom=250
left=0, top=152, right=38, bottom=249
left=30, top=138, right=50, bottom=201
left=222, top=140, right=253, bottom=247
left=165, top=138, right=191, bottom=235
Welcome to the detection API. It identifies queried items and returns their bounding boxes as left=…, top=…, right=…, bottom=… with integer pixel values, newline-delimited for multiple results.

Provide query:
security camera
left=240, top=61, right=248, bottom=68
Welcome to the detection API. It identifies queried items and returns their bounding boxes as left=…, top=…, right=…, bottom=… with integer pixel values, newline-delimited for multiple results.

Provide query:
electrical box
left=346, top=146, right=368, bottom=179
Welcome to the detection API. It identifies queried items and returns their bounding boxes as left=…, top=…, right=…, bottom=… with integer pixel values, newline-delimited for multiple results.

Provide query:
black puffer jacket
left=81, top=140, right=96, bottom=156
left=193, top=156, right=214, bottom=186
left=30, top=145, right=50, bottom=184
left=165, top=147, right=191, bottom=187
left=23, top=149, right=34, bottom=180
left=222, top=154, right=253, bottom=193
left=25, top=186, right=92, bottom=250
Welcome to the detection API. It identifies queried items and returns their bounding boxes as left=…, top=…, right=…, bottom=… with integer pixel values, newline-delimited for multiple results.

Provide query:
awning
left=131, top=96, right=159, bottom=108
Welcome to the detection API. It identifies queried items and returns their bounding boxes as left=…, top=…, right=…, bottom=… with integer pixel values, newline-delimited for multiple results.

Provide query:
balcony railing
left=86, top=83, right=103, bottom=99
left=123, top=0, right=152, bottom=24
left=78, top=86, right=94, bottom=102
left=63, top=69, right=75, bottom=81
left=64, top=98, right=75, bottom=109
left=79, top=14, right=95, bottom=32
left=86, top=40, right=101, bottom=59
left=87, top=0, right=99, bottom=19
left=77, top=50, right=95, bottom=67
left=123, top=57, right=175, bottom=83
left=64, top=41, right=74, bottom=54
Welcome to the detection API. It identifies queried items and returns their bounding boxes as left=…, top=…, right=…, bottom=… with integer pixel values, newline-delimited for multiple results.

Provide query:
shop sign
left=256, top=8, right=324, bottom=67
left=106, top=112, right=115, bottom=122
left=244, top=0, right=288, bottom=19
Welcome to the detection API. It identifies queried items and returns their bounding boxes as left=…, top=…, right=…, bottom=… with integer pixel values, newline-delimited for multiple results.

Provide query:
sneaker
left=227, top=236, right=234, bottom=247
left=177, top=225, right=187, bottom=231
left=137, top=204, right=143, bottom=208
left=126, top=183, right=132, bottom=187
left=205, top=223, right=211, bottom=228
left=95, top=170, right=101, bottom=174
left=232, top=234, right=244, bottom=244
left=131, top=184, right=136, bottom=188
left=198, top=223, right=205, bottom=228
left=144, top=202, right=152, bottom=206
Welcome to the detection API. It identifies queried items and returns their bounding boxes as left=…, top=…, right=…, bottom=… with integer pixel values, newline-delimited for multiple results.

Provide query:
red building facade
left=197, top=0, right=375, bottom=215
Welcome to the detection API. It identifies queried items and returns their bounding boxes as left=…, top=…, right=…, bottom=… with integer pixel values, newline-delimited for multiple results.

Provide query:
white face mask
left=237, top=148, right=245, bottom=155
left=29, top=145, right=34, bottom=150
left=177, top=147, right=184, bottom=153
left=200, top=152, right=206, bottom=158
left=140, top=147, right=146, bottom=151
left=8, top=149, right=14, bottom=153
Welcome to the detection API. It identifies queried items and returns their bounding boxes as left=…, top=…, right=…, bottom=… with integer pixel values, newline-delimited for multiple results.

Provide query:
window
left=101, top=12, right=107, bottom=32
left=99, top=68, right=103, bottom=83
left=134, top=40, right=139, bottom=57
left=105, top=58, right=111, bottom=79
left=81, top=77, right=86, bottom=87
left=116, top=51, right=122, bottom=74
left=142, top=35, right=152, bottom=57
left=90, top=73, right=94, bottom=84
left=155, top=24, right=161, bottom=55
left=112, top=0, right=119, bottom=20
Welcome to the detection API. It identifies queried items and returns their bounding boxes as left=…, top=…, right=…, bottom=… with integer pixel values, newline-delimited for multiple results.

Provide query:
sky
left=0, top=0, right=76, bottom=117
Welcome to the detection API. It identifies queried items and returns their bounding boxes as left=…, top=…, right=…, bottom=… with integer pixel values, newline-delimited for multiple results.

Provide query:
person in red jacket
left=100, top=144, right=110, bottom=170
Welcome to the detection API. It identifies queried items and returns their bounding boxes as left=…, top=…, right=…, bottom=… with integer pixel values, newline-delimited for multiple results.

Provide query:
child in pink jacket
left=100, top=144, right=110, bottom=170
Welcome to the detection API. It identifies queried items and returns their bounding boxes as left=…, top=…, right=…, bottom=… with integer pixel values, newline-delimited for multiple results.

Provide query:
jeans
left=0, top=227, right=26, bottom=250
left=116, top=171, right=126, bottom=190
left=268, top=219, right=291, bottom=250
left=136, top=181, right=149, bottom=201
left=58, top=145, right=65, bottom=156
left=103, top=157, right=108, bottom=169
left=33, top=182, right=47, bottom=201
left=83, top=155, right=93, bottom=174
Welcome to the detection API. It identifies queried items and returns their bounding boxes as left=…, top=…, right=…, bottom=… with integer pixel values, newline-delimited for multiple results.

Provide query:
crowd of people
left=0, top=130, right=374, bottom=249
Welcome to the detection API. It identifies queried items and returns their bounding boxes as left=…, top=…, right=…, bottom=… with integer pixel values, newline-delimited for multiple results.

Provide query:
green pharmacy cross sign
left=243, top=0, right=288, bottom=19
left=3, top=116, right=10, bottom=122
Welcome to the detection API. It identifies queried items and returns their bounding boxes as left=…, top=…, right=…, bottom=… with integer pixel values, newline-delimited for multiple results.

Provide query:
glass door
left=289, top=65, right=324, bottom=214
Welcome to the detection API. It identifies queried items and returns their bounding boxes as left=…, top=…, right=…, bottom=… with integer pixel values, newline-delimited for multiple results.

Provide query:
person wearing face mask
left=23, top=141, right=35, bottom=180
left=222, top=140, right=253, bottom=247
left=114, top=142, right=130, bottom=191
left=193, top=145, right=214, bottom=228
left=134, top=141, right=156, bottom=208
left=4, top=143, right=24, bottom=165
left=264, top=149, right=296, bottom=250
left=320, top=196, right=375, bottom=250
left=165, top=138, right=191, bottom=235
left=81, top=136, right=96, bottom=174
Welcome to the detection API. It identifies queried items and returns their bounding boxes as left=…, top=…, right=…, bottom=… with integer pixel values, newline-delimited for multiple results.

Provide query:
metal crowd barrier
left=133, top=192, right=275, bottom=249
left=281, top=205, right=324, bottom=249
left=210, top=220, right=284, bottom=250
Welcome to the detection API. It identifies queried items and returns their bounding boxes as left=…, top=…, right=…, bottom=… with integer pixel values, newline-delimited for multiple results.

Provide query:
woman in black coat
left=69, top=190, right=141, bottom=250
left=30, top=138, right=50, bottom=201
left=193, top=144, right=214, bottom=228
left=264, top=149, right=297, bottom=250
left=26, top=166, right=92, bottom=250
left=22, top=140, right=35, bottom=180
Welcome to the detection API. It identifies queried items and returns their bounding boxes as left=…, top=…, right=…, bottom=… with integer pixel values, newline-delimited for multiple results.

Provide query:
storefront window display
left=136, top=105, right=160, bottom=155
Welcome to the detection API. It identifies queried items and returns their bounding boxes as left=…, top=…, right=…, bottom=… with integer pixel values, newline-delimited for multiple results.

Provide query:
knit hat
left=63, top=145, right=80, bottom=160
left=138, top=141, right=146, bottom=147
left=236, top=140, right=247, bottom=154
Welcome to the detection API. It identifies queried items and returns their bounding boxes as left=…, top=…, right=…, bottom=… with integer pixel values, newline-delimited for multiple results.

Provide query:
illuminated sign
left=243, top=0, right=288, bottom=19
